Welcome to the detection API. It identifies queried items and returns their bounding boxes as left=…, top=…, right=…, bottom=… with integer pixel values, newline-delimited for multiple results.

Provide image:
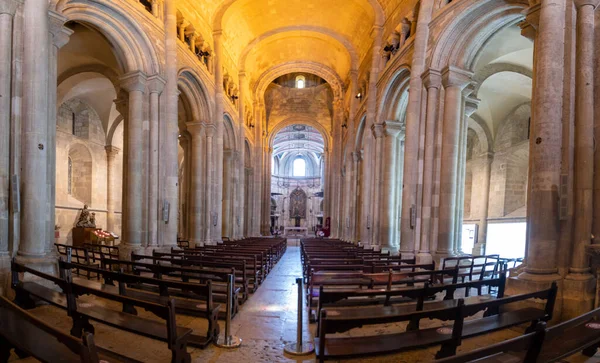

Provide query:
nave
left=6, top=239, right=600, bottom=363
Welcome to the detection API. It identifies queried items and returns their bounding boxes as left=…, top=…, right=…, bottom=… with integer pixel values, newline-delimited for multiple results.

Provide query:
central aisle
left=192, top=243, right=314, bottom=362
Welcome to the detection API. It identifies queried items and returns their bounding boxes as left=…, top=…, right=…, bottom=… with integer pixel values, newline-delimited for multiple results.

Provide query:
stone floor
left=9, top=242, right=600, bottom=362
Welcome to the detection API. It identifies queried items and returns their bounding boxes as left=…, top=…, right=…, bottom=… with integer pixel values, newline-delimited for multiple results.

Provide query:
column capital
left=383, top=120, right=405, bottom=137
left=371, top=123, right=385, bottom=139
left=147, top=75, right=166, bottom=94
left=119, top=71, right=148, bottom=93
left=186, top=121, right=204, bottom=137
left=0, top=0, right=20, bottom=16
left=422, top=69, right=442, bottom=89
left=48, top=11, right=73, bottom=49
left=464, top=96, right=481, bottom=117
left=113, top=93, right=129, bottom=117
left=574, top=0, right=600, bottom=9
left=442, top=66, right=473, bottom=89
left=204, top=123, right=216, bottom=137
left=520, top=4, right=541, bottom=40
left=105, top=145, right=121, bottom=156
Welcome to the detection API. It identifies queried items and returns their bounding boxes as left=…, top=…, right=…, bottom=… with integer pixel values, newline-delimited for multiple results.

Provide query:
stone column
left=417, top=69, right=442, bottom=263
left=204, top=125, right=215, bottom=243
left=379, top=121, right=403, bottom=251
left=46, top=12, right=72, bottom=253
left=0, top=0, right=19, bottom=256
left=252, top=103, right=264, bottom=236
left=186, top=122, right=204, bottom=247
left=105, top=146, right=120, bottom=233
left=515, top=1, right=566, bottom=285
left=211, top=30, right=224, bottom=242
left=563, top=0, right=598, bottom=317
left=147, top=76, right=164, bottom=248
left=161, top=0, right=178, bottom=248
left=222, top=150, right=233, bottom=239
left=236, top=72, right=246, bottom=240
left=19, top=0, right=50, bottom=257
left=401, top=0, right=435, bottom=256
left=119, top=72, right=147, bottom=257
left=436, top=66, right=473, bottom=259
left=350, top=151, right=361, bottom=243
left=370, top=124, right=385, bottom=246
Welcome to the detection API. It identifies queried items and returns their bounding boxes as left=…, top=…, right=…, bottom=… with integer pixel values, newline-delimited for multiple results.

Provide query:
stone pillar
left=350, top=151, right=361, bottom=243
left=161, top=0, right=178, bottom=248
left=46, top=12, right=72, bottom=253
left=513, top=0, right=566, bottom=287
left=472, top=152, right=493, bottom=255
left=0, top=0, right=19, bottom=256
left=105, top=146, right=120, bottom=233
left=370, top=124, right=384, bottom=246
left=400, top=0, right=435, bottom=256
left=222, top=150, right=233, bottom=239
left=211, top=30, right=224, bottom=242
left=417, top=69, right=442, bottom=263
left=119, top=72, right=147, bottom=257
left=436, top=66, right=473, bottom=259
left=19, top=0, right=50, bottom=257
left=379, top=121, right=403, bottom=251
left=204, top=125, right=215, bottom=243
left=252, top=103, right=264, bottom=236
left=563, top=0, right=598, bottom=318
left=147, top=76, right=165, bottom=248
left=236, top=72, right=246, bottom=240
left=186, top=122, right=204, bottom=247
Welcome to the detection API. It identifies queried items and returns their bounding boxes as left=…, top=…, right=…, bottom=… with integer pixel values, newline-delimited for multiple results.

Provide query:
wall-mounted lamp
left=355, top=92, right=362, bottom=99
left=341, top=123, right=348, bottom=129
left=231, top=95, right=239, bottom=100
left=249, top=123, right=255, bottom=129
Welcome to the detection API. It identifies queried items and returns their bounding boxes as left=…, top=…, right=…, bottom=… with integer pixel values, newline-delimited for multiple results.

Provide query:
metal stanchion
left=284, top=277, right=314, bottom=355
left=215, top=274, right=242, bottom=348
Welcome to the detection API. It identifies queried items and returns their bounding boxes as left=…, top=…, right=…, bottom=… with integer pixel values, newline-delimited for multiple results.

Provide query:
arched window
left=296, top=75, right=305, bottom=89
left=293, top=157, right=306, bottom=177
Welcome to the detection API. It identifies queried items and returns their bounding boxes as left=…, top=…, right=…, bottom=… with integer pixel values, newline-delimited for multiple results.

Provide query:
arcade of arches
left=1, top=0, right=600, bottom=360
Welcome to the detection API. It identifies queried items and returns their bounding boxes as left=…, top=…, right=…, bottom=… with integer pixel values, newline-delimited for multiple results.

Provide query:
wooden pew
left=106, top=255, right=244, bottom=314
left=436, top=322, right=547, bottom=363
left=315, top=283, right=557, bottom=362
left=57, top=259, right=221, bottom=335
left=0, top=295, right=109, bottom=363
left=11, top=260, right=197, bottom=360
left=55, top=243, right=100, bottom=279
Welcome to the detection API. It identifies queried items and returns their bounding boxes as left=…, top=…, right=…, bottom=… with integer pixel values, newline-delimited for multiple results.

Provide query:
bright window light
left=293, top=158, right=306, bottom=176
left=486, top=222, right=527, bottom=259
left=296, top=75, right=305, bottom=89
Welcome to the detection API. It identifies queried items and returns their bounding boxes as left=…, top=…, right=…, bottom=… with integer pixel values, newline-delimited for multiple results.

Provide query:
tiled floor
left=10, top=243, right=600, bottom=362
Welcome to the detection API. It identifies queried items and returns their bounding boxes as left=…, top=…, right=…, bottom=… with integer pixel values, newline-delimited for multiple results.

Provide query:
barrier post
left=284, top=277, right=314, bottom=355
left=215, top=274, right=241, bottom=348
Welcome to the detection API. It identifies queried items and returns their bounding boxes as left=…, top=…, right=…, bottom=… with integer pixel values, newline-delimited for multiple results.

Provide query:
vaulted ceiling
left=179, top=0, right=411, bottom=96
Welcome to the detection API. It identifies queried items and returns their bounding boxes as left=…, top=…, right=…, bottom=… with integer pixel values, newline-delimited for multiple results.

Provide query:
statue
left=76, top=204, right=96, bottom=228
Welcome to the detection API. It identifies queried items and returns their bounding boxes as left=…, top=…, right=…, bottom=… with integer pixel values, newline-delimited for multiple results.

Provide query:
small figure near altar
left=75, top=204, right=96, bottom=228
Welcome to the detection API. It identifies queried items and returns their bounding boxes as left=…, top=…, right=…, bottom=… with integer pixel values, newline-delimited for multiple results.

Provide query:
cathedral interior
left=1, top=0, right=600, bottom=362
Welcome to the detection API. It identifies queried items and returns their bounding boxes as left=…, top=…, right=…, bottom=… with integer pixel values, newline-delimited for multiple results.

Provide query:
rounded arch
left=377, top=66, right=411, bottom=121
left=223, top=113, right=238, bottom=150
left=354, top=113, right=368, bottom=151
left=472, top=62, right=532, bottom=96
left=267, top=116, right=331, bottom=151
left=467, top=116, right=492, bottom=155
left=428, top=0, right=526, bottom=70
left=244, top=139, right=253, bottom=167
left=254, top=61, right=344, bottom=100
left=54, top=0, right=161, bottom=74
left=212, top=0, right=385, bottom=30
left=178, top=68, right=213, bottom=123
left=106, top=115, right=124, bottom=146
left=238, top=26, right=359, bottom=70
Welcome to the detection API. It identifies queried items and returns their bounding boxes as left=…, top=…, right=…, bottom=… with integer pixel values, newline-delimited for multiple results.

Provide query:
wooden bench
left=11, top=260, right=197, bottom=361
left=315, top=282, right=557, bottom=362
left=55, top=243, right=100, bottom=279
left=436, top=321, right=547, bottom=363
left=0, top=295, right=110, bottom=363
left=58, top=258, right=221, bottom=335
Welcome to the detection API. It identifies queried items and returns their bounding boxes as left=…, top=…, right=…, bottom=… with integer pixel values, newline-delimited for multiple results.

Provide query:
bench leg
left=171, top=339, right=191, bottom=363
left=0, top=335, right=15, bottom=362
left=524, top=320, right=539, bottom=334
left=71, top=316, right=94, bottom=338
left=122, top=303, right=138, bottom=316
left=406, top=318, right=419, bottom=331
left=436, top=342, right=457, bottom=359
left=13, top=290, right=36, bottom=310
left=583, top=345, right=599, bottom=357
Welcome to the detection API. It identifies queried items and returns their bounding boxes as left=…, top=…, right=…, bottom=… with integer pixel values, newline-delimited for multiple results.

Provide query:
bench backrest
left=0, top=295, right=100, bottom=363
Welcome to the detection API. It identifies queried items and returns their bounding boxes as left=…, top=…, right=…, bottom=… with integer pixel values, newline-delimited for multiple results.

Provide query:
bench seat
left=314, top=325, right=454, bottom=359
left=538, top=322, right=600, bottom=361
left=18, top=280, right=211, bottom=348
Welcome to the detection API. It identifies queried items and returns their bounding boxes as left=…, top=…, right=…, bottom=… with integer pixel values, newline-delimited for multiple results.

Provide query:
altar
left=284, top=227, right=308, bottom=237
